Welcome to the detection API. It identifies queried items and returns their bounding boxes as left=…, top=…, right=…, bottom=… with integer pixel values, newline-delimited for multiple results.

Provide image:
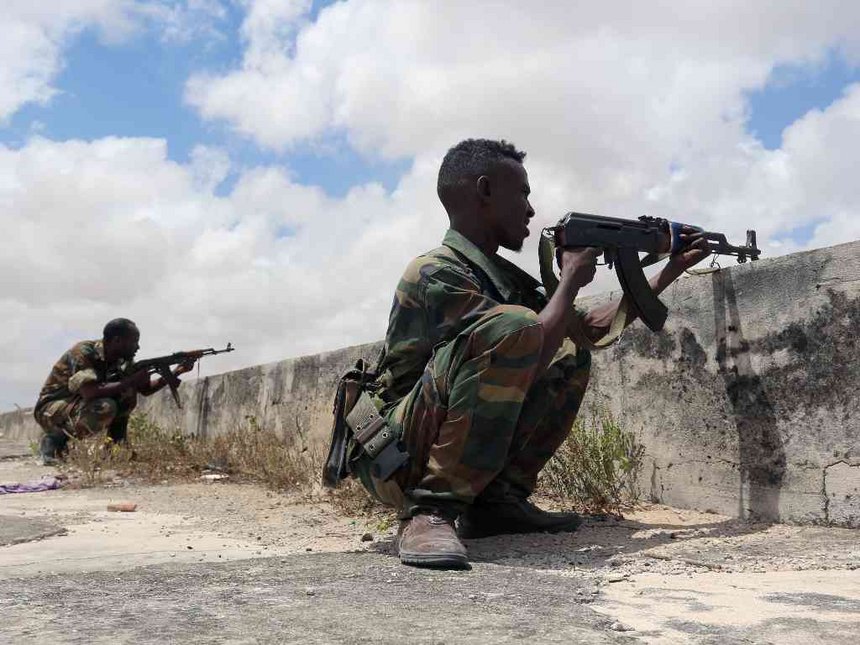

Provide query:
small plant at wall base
left=60, top=413, right=322, bottom=491
left=539, top=406, right=644, bottom=515
left=58, top=410, right=640, bottom=517
left=58, top=414, right=388, bottom=517
left=61, top=434, right=123, bottom=487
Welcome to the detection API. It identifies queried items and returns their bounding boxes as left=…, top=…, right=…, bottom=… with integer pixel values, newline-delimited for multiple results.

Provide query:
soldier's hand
left=558, top=247, right=599, bottom=289
left=173, top=359, right=196, bottom=376
left=668, top=230, right=710, bottom=271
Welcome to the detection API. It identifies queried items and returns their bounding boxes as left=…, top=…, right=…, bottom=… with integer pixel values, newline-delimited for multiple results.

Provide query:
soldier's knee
left=34, top=411, right=53, bottom=434
left=553, top=342, right=592, bottom=373
left=488, top=304, right=538, bottom=322
left=476, top=305, right=542, bottom=350
left=72, top=398, right=118, bottom=437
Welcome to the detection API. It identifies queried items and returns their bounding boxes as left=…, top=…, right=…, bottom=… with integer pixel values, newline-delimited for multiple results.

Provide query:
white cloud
left=140, top=0, right=230, bottom=45
left=0, top=136, right=442, bottom=408
left=5, top=70, right=860, bottom=407
left=0, top=1, right=129, bottom=121
left=186, top=1, right=860, bottom=157
left=179, top=0, right=858, bottom=320
left=4, top=1, right=860, bottom=409
left=183, top=0, right=860, bottom=247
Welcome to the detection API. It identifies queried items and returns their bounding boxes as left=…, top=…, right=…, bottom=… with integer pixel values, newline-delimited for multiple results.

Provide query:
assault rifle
left=539, top=212, right=760, bottom=332
left=125, top=343, right=235, bottom=408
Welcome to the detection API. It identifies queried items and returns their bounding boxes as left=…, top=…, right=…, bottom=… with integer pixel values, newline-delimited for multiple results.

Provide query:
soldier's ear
left=476, top=175, right=491, bottom=203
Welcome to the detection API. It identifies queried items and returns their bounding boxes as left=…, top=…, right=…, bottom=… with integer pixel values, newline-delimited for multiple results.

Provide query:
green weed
left=539, top=406, right=644, bottom=515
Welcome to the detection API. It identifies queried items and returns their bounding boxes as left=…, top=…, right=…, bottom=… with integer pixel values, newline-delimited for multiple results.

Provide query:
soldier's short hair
left=437, top=138, right=527, bottom=198
left=103, top=318, right=139, bottom=341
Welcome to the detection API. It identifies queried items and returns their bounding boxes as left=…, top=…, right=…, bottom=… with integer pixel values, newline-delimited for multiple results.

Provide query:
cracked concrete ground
left=1, top=447, right=859, bottom=644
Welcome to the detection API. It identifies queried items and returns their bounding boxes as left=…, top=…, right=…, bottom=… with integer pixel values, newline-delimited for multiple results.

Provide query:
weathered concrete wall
left=0, top=344, right=383, bottom=447
left=0, top=408, right=39, bottom=445
left=583, top=240, right=859, bottom=527
left=137, top=342, right=382, bottom=448
left=2, top=241, right=858, bottom=526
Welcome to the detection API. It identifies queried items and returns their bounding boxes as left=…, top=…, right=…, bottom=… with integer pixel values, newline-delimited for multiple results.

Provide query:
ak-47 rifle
left=539, top=212, right=760, bottom=332
left=127, top=343, right=235, bottom=408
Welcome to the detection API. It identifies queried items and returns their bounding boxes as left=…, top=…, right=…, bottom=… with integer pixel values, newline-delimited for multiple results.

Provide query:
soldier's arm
left=135, top=361, right=195, bottom=397
left=577, top=269, right=676, bottom=343
left=423, top=252, right=597, bottom=378
left=536, top=247, right=598, bottom=374
left=579, top=235, right=711, bottom=342
left=421, top=265, right=506, bottom=343
left=66, top=346, right=150, bottom=400
left=79, top=371, right=150, bottom=400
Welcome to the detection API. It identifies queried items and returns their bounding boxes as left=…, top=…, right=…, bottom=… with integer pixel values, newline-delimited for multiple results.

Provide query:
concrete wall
left=0, top=407, right=39, bottom=445
left=2, top=240, right=858, bottom=526
left=584, top=240, right=859, bottom=527
left=138, top=342, right=382, bottom=450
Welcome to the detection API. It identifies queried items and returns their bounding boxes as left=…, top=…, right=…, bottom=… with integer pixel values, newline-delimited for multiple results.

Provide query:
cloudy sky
left=2, top=0, right=859, bottom=410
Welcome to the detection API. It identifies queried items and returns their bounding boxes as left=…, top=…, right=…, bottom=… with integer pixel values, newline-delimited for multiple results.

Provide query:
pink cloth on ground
left=0, top=476, right=63, bottom=494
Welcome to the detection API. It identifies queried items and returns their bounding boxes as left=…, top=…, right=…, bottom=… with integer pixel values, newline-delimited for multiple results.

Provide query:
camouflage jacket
left=35, top=340, right=133, bottom=412
left=376, top=228, right=578, bottom=405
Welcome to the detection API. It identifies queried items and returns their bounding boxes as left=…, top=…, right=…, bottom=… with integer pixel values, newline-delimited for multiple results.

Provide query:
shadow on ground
left=370, top=515, right=766, bottom=571
left=0, top=552, right=631, bottom=645
left=369, top=513, right=859, bottom=576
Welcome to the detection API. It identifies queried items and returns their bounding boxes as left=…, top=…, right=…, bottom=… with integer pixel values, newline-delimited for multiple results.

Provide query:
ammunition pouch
left=322, top=359, right=409, bottom=488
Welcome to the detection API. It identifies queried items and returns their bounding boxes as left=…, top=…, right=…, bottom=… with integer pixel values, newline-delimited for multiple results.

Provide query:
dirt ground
left=1, top=444, right=859, bottom=644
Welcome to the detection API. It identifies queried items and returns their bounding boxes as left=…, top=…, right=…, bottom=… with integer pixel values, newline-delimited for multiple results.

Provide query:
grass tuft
left=61, top=414, right=320, bottom=490
left=539, top=406, right=644, bottom=515
left=61, top=408, right=639, bottom=520
left=60, top=414, right=388, bottom=518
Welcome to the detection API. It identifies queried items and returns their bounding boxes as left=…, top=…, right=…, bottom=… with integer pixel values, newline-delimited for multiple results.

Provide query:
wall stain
left=618, top=325, right=676, bottom=361
left=713, top=270, right=785, bottom=521
left=607, top=267, right=859, bottom=523
left=750, top=289, right=860, bottom=433
left=290, top=355, right=323, bottom=395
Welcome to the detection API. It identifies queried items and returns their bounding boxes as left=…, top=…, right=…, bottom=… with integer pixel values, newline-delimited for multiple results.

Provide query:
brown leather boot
left=457, top=497, right=582, bottom=539
left=397, top=513, right=469, bottom=569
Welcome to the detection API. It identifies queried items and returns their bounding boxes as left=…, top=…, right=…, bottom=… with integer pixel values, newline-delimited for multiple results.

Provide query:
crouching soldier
left=33, top=318, right=193, bottom=464
left=325, top=138, right=709, bottom=569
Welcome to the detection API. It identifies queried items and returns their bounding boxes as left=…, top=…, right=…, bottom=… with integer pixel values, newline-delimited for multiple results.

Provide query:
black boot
left=458, top=497, right=581, bottom=539
left=39, top=432, right=68, bottom=466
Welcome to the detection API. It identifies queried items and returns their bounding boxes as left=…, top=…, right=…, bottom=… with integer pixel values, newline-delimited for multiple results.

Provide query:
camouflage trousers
left=366, top=304, right=591, bottom=518
left=34, top=391, right=137, bottom=457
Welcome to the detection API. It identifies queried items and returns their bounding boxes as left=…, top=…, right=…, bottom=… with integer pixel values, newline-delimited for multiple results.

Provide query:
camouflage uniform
left=356, top=229, right=593, bottom=518
left=34, top=340, right=137, bottom=453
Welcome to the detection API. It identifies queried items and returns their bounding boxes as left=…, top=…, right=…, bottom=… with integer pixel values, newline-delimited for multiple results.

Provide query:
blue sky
left=744, top=50, right=860, bottom=245
left=747, top=49, right=860, bottom=151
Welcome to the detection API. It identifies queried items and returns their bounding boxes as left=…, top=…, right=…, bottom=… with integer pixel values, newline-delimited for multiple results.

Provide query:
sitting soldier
left=349, top=138, right=709, bottom=569
left=33, top=318, right=193, bottom=464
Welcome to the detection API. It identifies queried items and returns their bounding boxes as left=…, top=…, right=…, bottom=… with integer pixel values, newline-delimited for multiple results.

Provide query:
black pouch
left=322, top=359, right=409, bottom=487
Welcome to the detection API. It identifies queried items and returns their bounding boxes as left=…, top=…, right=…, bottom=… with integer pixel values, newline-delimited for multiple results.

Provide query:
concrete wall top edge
left=3, top=240, right=857, bottom=416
